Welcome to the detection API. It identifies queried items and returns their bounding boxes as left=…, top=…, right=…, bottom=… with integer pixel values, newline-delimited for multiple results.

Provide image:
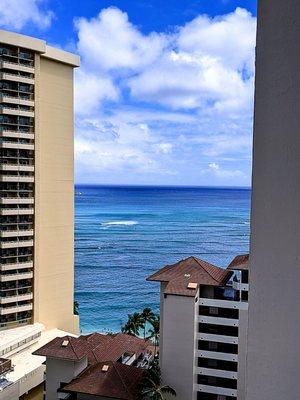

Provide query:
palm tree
left=121, top=312, right=144, bottom=337
left=147, top=316, right=160, bottom=355
left=122, top=321, right=136, bottom=336
left=141, top=308, right=155, bottom=339
left=138, top=360, right=176, bottom=399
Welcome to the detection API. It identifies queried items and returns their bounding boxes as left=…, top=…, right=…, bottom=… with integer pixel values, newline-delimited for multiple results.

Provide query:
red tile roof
left=92, top=333, right=153, bottom=363
left=32, top=335, right=90, bottom=361
left=147, top=256, right=232, bottom=297
left=227, top=254, right=249, bottom=271
left=33, top=332, right=153, bottom=364
left=62, top=361, right=145, bottom=400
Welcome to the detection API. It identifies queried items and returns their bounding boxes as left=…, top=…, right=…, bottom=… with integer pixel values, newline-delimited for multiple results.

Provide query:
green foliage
left=138, top=359, right=176, bottom=399
left=121, top=308, right=160, bottom=340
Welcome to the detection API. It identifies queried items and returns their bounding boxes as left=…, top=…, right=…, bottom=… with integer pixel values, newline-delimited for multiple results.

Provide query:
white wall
left=45, top=357, right=87, bottom=400
left=247, top=0, right=300, bottom=398
left=161, top=293, right=196, bottom=400
left=237, top=309, right=247, bottom=400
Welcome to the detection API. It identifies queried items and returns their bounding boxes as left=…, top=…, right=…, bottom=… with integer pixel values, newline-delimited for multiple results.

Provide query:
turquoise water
left=74, top=186, right=251, bottom=333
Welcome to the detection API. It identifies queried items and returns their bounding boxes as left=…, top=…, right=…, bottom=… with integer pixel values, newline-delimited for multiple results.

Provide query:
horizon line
left=74, top=183, right=251, bottom=189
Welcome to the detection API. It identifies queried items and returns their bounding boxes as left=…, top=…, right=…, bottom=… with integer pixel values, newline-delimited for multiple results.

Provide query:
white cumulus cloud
left=73, top=7, right=256, bottom=185
left=0, top=0, right=54, bottom=30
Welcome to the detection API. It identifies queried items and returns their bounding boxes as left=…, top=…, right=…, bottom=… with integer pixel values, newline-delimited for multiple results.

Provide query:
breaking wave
left=101, top=221, right=138, bottom=227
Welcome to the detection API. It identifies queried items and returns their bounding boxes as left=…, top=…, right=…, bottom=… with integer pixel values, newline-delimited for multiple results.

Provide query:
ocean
left=74, top=185, right=251, bottom=333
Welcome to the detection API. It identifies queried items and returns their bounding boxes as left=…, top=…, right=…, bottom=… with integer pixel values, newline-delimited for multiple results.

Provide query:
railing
left=1, top=60, right=34, bottom=68
left=0, top=318, right=32, bottom=329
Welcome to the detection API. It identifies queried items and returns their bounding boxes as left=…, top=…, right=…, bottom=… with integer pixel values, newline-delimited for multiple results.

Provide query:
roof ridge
left=112, top=362, right=134, bottom=398
left=68, top=336, right=83, bottom=360
left=191, top=256, right=223, bottom=283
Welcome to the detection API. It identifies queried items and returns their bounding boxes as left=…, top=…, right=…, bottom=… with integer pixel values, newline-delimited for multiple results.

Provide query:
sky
left=0, top=0, right=257, bottom=186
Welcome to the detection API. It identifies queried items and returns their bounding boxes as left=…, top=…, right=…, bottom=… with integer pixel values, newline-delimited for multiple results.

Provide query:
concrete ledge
left=0, top=30, right=45, bottom=53
left=43, top=46, right=80, bottom=67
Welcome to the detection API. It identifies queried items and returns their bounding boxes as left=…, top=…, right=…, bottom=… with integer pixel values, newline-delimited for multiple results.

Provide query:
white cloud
left=207, top=162, right=245, bottom=180
left=75, top=7, right=167, bottom=72
left=128, top=8, right=256, bottom=113
left=74, top=70, right=119, bottom=116
left=0, top=0, right=54, bottom=30
left=75, top=117, right=176, bottom=182
left=73, top=7, right=256, bottom=185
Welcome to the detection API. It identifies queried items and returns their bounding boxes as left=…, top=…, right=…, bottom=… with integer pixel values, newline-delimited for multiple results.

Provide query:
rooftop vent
left=187, top=282, right=198, bottom=290
left=184, top=273, right=191, bottom=278
left=61, top=340, right=69, bottom=347
left=102, top=365, right=109, bottom=372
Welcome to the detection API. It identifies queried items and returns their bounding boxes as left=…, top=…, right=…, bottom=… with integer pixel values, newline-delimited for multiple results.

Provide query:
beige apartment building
left=148, top=254, right=249, bottom=400
left=0, top=30, right=79, bottom=334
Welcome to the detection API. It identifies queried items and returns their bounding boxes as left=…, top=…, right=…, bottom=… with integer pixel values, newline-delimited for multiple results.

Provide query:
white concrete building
left=247, top=0, right=300, bottom=398
left=147, top=254, right=249, bottom=400
left=0, top=323, right=76, bottom=400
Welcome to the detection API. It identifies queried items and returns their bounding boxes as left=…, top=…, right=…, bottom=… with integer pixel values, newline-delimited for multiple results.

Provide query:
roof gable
left=147, top=256, right=232, bottom=296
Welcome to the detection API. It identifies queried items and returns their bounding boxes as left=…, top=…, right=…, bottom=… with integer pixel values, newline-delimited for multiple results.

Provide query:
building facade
left=0, top=30, right=79, bottom=333
left=34, top=332, right=155, bottom=400
left=147, top=255, right=249, bottom=400
left=247, top=0, right=300, bottom=398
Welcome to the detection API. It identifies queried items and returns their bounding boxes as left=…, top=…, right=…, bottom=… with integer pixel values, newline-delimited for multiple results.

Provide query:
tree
left=147, top=316, right=160, bottom=355
left=141, top=307, right=155, bottom=339
left=138, top=360, right=176, bottom=400
left=121, top=312, right=144, bottom=337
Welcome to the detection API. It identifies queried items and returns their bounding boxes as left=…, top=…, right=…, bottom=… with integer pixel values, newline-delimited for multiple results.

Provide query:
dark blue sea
left=74, top=185, right=251, bottom=333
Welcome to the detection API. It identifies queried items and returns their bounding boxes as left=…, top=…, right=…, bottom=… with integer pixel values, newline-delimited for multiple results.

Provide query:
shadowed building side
left=147, top=255, right=249, bottom=400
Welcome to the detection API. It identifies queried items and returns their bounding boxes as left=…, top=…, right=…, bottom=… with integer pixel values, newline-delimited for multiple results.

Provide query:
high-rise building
left=147, top=255, right=249, bottom=400
left=247, top=1, right=300, bottom=398
left=0, top=30, right=79, bottom=333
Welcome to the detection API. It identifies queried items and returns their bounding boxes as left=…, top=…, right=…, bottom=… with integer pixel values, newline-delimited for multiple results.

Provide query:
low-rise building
left=147, top=254, right=249, bottom=400
left=33, top=332, right=155, bottom=400
left=0, top=323, right=76, bottom=400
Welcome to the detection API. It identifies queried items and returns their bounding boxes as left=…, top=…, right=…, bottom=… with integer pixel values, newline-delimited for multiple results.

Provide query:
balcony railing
left=0, top=317, right=32, bottom=330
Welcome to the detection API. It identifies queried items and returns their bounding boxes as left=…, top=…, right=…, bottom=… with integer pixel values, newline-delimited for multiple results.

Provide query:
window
left=208, top=342, right=218, bottom=350
left=209, top=307, right=218, bottom=315
left=208, top=359, right=218, bottom=368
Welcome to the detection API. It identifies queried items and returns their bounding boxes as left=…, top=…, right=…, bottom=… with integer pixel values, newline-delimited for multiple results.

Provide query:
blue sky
left=0, top=0, right=257, bottom=186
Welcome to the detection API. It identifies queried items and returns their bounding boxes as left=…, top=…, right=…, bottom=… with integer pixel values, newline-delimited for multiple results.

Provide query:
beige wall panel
left=34, top=57, right=78, bottom=333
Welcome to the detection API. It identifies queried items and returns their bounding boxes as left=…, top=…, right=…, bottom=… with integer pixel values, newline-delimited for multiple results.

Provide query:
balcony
left=232, top=281, right=249, bottom=291
left=0, top=240, right=34, bottom=249
left=0, top=303, right=33, bottom=315
left=0, top=107, right=34, bottom=118
left=0, top=208, right=34, bottom=215
left=196, top=350, right=238, bottom=362
left=195, top=384, right=237, bottom=398
left=0, top=130, right=34, bottom=140
left=0, top=292, right=33, bottom=304
left=197, top=333, right=238, bottom=345
left=0, top=61, right=35, bottom=74
left=199, top=298, right=248, bottom=311
left=0, top=175, right=34, bottom=183
left=0, top=198, right=34, bottom=205
left=0, top=317, right=32, bottom=330
left=198, top=316, right=239, bottom=327
left=0, top=72, right=34, bottom=85
left=0, top=94, right=34, bottom=107
left=0, top=271, right=33, bottom=282
left=0, top=164, right=34, bottom=172
left=196, top=367, right=237, bottom=380
left=0, top=141, right=34, bottom=150
left=0, top=261, right=33, bottom=271
left=0, top=230, right=34, bottom=238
